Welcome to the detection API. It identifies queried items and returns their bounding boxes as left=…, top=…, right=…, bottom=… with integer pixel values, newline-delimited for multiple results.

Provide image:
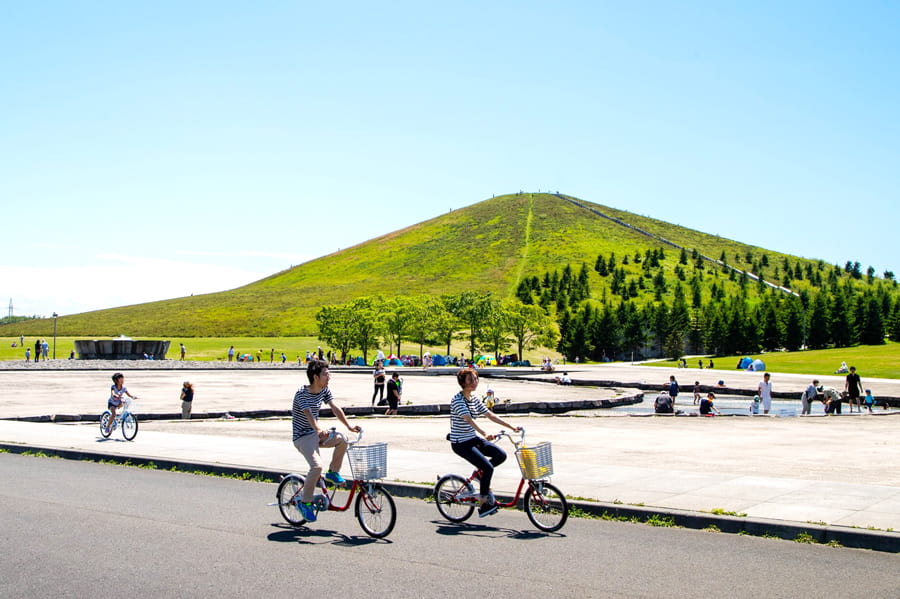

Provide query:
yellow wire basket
left=515, top=442, right=553, bottom=479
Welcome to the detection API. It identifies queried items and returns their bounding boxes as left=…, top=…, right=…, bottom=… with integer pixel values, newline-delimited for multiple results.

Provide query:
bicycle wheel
left=122, top=412, right=138, bottom=440
left=99, top=412, right=112, bottom=438
left=524, top=481, right=568, bottom=532
left=434, top=474, right=475, bottom=523
left=276, top=474, right=307, bottom=526
left=355, top=483, right=396, bottom=539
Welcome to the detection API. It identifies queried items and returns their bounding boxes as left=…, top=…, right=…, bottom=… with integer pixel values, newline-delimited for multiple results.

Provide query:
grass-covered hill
left=4, top=192, right=877, bottom=337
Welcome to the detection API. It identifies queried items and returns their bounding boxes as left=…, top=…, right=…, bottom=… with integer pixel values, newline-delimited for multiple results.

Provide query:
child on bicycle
left=107, top=373, right=137, bottom=433
left=448, top=367, right=520, bottom=518
left=292, top=359, right=360, bottom=522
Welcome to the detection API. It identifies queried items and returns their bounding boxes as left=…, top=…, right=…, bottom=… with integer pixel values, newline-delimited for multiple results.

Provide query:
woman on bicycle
left=449, top=367, right=520, bottom=517
left=107, top=373, right=137, bottom=433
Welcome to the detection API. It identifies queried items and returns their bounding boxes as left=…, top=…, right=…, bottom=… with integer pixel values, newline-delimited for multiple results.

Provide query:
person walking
left=180, top=381, right=194, bottom=420
left=385, top=372, right=402, bottom=416
left=180, top=343, right=186, bottom=361
left=668, top=375, right=680, bottom=404
left=757, top=372, right=773, bottom=414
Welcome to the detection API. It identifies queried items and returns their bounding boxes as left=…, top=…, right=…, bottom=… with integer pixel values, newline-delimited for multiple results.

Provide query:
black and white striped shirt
left=449, top=391, right=488, bottom=443
left=292, top=385, right=333, bottom=441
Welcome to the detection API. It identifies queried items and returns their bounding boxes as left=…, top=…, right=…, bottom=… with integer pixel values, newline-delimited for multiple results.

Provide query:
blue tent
left=748, top=358, right=766, bottom=372
left=737, top=357, right=752, bottom=369
left=432, top=354, right=448, bottom=366
left=353, top=356, right=366, bottom=366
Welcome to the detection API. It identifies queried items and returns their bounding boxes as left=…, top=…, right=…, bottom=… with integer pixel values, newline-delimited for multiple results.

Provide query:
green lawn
left=648, top=342, right=900, bottom=379
left=0, top=336, right=561, bottom=364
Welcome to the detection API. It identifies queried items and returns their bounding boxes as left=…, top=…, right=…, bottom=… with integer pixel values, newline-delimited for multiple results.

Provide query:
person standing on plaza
left=668, top=375, right=680, bottom=404
left=372, top=360, right=386, bottom=406
left=180, top=343, right=186, bottom=361
left=34, top=338, right=41, bottom=362
left=41, top=339, right=49, bottom=360
left=801, top=379, right=819, bottom=415
left=385, top=372, right=402, bottom=416
left=291, top=359, right=360, bottom=522
left=25, top=347, right=31, bottom=362
left=844, top=366, right=863, bottom=413
left=180, top=381, right=194, bottom=420
left=228, top=345, right=235, bottom=362
left=757, top=372, right=773, bottom=414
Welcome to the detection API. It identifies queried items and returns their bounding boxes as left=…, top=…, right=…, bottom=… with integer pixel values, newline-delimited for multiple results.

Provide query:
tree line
left=316, top=248, right=898, bottom=364
left=315, top=292, right=558, bottom=364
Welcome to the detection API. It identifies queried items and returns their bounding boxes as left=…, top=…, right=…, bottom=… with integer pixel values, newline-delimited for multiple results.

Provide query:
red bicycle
left=434, top=429, right=568, bottom=532
left=275, top=429, right=396, bottom=538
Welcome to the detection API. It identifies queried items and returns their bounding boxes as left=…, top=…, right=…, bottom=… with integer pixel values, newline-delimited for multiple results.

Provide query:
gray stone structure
left=74, top=339, right=170, bottom=360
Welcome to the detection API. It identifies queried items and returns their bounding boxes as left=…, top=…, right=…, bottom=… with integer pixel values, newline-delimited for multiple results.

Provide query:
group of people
left=292, top=360, right=518, bottom=522
left=799, top=366, right=877, bottom=415
left=657, top=367, right=880, bottom=417
left=371, top=360, right=402, bottom=415
left=23, top=338, right=49, bottom=362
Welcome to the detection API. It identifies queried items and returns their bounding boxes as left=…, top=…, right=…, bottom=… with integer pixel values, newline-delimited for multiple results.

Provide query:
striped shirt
left=449, top=391, right=488, bottom=443
left=292, top=385, right=333, bottom=441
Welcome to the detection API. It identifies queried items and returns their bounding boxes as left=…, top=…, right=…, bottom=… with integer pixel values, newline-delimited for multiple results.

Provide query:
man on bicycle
left=449, top=367, right=520, bottom=517
left=292, top=359, right=360, bottom=522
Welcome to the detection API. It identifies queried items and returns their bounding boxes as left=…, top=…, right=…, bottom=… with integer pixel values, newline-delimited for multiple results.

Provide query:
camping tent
left=748, top=358, right=766, bottom=372
left=737, top=357, right=752, bottom=369
left=432, top=354, right=448, bottom=366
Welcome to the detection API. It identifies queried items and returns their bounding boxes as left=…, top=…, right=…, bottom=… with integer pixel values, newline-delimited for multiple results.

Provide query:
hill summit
left=8, top=193, right=829, bottom=336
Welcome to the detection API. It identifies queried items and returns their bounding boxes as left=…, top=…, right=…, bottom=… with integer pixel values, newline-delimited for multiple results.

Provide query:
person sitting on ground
left=699, top=392, right=721, bottom=416
left=555, top=372, right=572, bottom=385
left=835, top=361, right=849, bottom=374
left=654, top=386, right=674, bottom=414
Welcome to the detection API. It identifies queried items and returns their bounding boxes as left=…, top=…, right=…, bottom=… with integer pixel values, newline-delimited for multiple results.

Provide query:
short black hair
left=306, top=359, right=328, bottom=383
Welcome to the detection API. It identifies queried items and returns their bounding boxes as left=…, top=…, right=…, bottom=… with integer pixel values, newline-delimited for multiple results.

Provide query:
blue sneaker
left=325, top=470, right=346, bottom=485
left=299, top=502, right=317, bottom=522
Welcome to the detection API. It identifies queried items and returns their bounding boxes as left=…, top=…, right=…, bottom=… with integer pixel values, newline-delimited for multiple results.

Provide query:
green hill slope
left=4, top=193, right=847, bottom=337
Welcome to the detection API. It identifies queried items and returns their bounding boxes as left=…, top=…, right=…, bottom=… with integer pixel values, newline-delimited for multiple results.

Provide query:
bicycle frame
left=455, top=469, right=532, bottom=508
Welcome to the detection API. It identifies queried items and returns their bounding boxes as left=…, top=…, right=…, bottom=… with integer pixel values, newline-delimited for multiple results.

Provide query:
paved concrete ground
left=2, top=363, right=900, bottom=538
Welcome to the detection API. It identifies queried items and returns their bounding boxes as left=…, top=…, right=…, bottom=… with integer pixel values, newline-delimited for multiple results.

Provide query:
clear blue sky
left=2, top=1, right=898, bottom=318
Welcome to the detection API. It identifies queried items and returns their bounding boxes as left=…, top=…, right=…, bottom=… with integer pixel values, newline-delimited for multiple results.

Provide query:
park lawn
left=0, top=336, right=562, bottom=365
left=648, top=342, right=900, bottom=380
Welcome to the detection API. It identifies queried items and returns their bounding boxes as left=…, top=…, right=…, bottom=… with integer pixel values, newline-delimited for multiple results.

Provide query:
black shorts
left=387, top=396, right=399, bottom=410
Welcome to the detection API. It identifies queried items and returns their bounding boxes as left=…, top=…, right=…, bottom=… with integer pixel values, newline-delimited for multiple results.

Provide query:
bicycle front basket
left=347, top=442, right=388, bottom=480
left=515, top=442, right=553, bottom=479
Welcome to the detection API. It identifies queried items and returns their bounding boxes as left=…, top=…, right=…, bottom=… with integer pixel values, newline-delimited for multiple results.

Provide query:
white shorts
left=761, top=396, right=772, bottom=411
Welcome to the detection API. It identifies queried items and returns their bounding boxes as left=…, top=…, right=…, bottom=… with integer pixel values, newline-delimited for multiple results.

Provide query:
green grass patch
left=649, top=341, right=900, bottom=380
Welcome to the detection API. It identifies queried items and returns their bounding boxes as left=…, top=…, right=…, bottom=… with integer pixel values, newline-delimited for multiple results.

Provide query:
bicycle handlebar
left=494, top=427, right=526, bottom=444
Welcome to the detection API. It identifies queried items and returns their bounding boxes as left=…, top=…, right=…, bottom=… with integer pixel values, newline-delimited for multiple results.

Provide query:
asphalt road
left=2, top=454, right=899, bottom=598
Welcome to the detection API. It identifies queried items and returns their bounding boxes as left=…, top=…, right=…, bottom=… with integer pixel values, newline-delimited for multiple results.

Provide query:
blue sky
left=2, top=1, right=898, bottom=318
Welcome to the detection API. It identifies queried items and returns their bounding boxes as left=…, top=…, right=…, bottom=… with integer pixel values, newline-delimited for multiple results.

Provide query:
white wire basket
left=347, top=442, right=388, bottom=480
left=515, top=442, right=554, bottom=479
